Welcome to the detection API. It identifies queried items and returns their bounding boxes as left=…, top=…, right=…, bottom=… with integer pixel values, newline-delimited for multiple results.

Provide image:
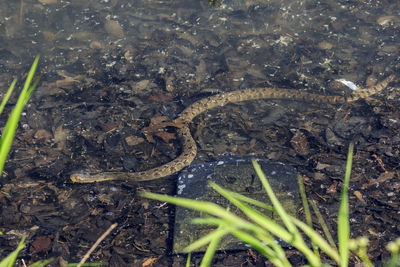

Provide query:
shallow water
left=0, top=0, right=399, bottom=265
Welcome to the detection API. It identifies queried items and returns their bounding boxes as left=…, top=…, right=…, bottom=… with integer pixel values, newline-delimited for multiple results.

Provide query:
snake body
left=70, top=75, right=395, bottom=183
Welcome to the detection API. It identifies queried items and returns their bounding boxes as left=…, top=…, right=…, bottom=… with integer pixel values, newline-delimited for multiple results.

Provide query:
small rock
left=34, top=129, right=52, bottom=140
left=376, top=15, right=396, bottom=26
left=53, top=125, right=70, bottom=150
left=318, top=41, right=333, bottom=50
left=315, top=162, right=332, bottom=170
left=30, top=235, right=52, bottom=254
left=134, top=80, right=150, bottom=91
left=89, top=41, right=103, bottom=50
left=122, top=155, right=138, bottom=171
left=314, top=172, right=325, bottom=180
left=125, top=135, right=144, bottom=146
left=104, top=19, right=124, bottom=38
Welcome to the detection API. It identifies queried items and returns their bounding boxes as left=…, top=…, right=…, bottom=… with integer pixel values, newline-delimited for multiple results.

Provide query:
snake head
left=70, top=171, right=116, bottom=183
left=70, top=172, right=96, bottom=183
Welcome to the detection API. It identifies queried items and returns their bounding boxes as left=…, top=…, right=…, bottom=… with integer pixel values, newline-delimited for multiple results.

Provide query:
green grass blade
left=309, top=200, right=337, bottom=250
left=226, top=190, right=274, bottom=212
left=338, top=144, right=353, bottom=267
left=0, top=237, right=25, bottom=267
left=21, top=56, right=40, bottom=96
left=200, top=223, right=223, bottom=267
left=252, top=161, right=297, bottom=234
left=185, top=253, right=191, bottom=267
left=291, top=217, right=340, bottom=263
left=28, top=258, right=54, bottom=267
left=24, top=72, right=41, bottom=105
left=209, top=182, right=292, bottom=243
left=0, top=56, right=40, bottom=175
left=191, top=216, right=278, bottom=251
left=385, top=239, right=400, bottom=267
left=298, top=174, right=320, bottom=257
left=0, top=79, right=17, bottom=115
left=193, top=216, right=288, bottom=263
left=251, top=161, right=320, bottom=266
left=209, top=181, right=321, bottom=266
left=191, top=217, right=289, bottom=266
left=298, top=175, right=312, bottom=230
left=230, top=229, right=289, bottom=267
left=143, top=191, right=289, bottom=262
left=183, top=224, right=237, bottom=252
left=141, top=192, right=247, bottom=225
left=385, top=252, right=399, bottom=267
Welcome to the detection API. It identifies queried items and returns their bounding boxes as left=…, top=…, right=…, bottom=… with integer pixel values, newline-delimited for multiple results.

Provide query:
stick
left=77, top=223, right=118, bottom=267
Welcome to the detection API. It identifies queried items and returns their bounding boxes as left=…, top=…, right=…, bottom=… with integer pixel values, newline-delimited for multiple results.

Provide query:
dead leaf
left=53, top=125, right=70, bottom=150
left=354, top=190, right=366, bottom=205
left=149, top=92, right=173, bottom=103
left=362, top=171, right=395, bottom=189
left=47, top=70, right=84, bottom=88
left=142, top=116, right=184, bottom=143
left=142, top=256, right=161, bottom=267
left=290, top=131, right=310, bottom=156
left=326, top=181, right=338, bottom=194
left=34, top=129, right=52, bottom=140
left=30, top=235, right=52, bottom=254
left=125, top=135, right=145, bottom=146
left=154, top=131, right=176, bottom=143
left=104, top=19, right=124, bottom=38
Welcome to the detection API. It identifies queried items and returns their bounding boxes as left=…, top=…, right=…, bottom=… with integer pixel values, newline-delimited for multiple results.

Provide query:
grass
left=0, top=57, right=108, bottom=267
left=0, top=56, right=39, bottom=175
left=142, top=143, right=400, bottom=266
left=0, top=56, right=43, bottom=266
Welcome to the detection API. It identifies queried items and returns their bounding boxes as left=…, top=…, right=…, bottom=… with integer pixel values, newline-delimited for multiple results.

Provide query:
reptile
left=70, top=74, right=395, bottom=183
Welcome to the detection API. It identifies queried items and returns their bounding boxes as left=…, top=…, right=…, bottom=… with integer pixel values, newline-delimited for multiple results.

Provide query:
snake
left=70, top=74, right=395, bottom=183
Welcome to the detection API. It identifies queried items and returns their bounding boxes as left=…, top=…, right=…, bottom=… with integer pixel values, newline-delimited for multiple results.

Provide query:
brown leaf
left=150, top=116, right=169, bottom=125
left=149, top=92, right=173, bottom=103
left=30, top=235, right=52, bottom=254
left=125, top=135, right=145, bottom=146
left=354, top=190, right=366, bottom=205
left=290, top=131, right=310, bottom=156
left=142, top=256, right=161, bottom=267
left=154, top=131, right=177, bottom=143
left=362, top=171, right=395, bottom=189
left=142, top=116, right=185, bottom=143
left=326, top=181, right=338, bottom=194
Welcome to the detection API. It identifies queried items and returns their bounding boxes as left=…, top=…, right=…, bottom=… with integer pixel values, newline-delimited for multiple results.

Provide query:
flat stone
left=173, top=156, right=299, bottom=253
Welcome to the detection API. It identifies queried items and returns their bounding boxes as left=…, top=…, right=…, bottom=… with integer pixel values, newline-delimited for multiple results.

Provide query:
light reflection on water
left=0, top=0, right=397, bottom=92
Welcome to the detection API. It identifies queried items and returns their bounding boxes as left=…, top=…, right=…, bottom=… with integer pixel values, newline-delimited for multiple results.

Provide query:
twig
left=77, top=223, right=117, bottom=267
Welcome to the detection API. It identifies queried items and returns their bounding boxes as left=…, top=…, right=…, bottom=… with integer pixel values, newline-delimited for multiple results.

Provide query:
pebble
left=376, top=15, right=396, bottom=26
left=89, top=41, right=103, bottom=50
left=104, top=19, right=124, bottom=38
left=125, top=135, right=144, bottom=146
left=134, top=80, right=150, bottom=91
left=318, top=41, right=333, bottom=50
